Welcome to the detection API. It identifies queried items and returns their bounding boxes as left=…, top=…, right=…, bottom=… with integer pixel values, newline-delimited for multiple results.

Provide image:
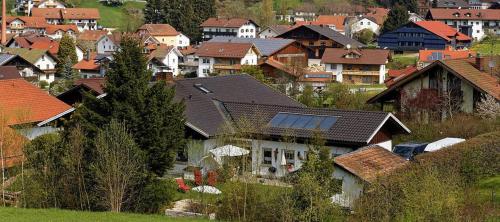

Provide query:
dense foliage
left=381, top=4, right=409, bottom=34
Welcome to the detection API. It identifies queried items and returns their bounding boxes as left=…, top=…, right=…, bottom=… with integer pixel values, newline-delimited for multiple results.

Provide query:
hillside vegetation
left=352, top=131, right=500, bottom=221
left=0, top=207, right=209, bottom=222
left=75, top=1, right=146, bottom=30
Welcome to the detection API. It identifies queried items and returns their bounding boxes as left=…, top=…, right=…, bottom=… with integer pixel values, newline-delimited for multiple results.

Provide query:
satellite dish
left=346, top=44, right=351, bottom=49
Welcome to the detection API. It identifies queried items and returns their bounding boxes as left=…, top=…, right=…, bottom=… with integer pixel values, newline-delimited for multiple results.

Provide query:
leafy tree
left=241, top=65, right=269, bottom=84
left=260, top=0, right=275, bottom=28
left=298, top=84, right=318, bottom=107
left=381, top=5, right=409, bottom=34
left=56, top=34, right=78, bottom=77
left=355, top=28, right=375, bottom=44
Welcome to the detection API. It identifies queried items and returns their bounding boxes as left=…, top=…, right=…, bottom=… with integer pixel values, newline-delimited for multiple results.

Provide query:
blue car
left=393, top=142, right=429, bottom=160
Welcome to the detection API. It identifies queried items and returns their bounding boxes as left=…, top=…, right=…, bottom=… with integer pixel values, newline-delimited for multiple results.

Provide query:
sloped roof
left=428, top=8, right=500, bottom=20
left=368, top=59, right=500, bottom=103
left=208, top=37, right=295, bottom=57
left=334, top=145, right=407, bottom=183
left=148, top=44, right=177, bottom=61
left=310, top=15, right=347, bottom=30
left=6, top=16, right=48, bottom=28
left=32, top=8, right=100, bottom=20
left=385, top=65, right=418, bottom=86
left=30, top=40, right=60, bottom=57
left=138, top=24, right=178, bottom=36
left=278, top=25, right=364, bottom=48
left=2, top=48, right=50, bottom=64
left=0, top=79, right=72, bottom=125
left=46, top=24, right=79, bottom=34
left=74, top=77, right=105, bottom=94
left=366, top=7, right=390, bottom=25
left=419, top=49, right=474, bottom=62
left=174, top=75, right=303, bottom=137
left=72, top=53, right=99, bottom=70
left=201, top=18, right=258, bottom=28
left=196, top=42, right=256, bottom=58
left=0, top=54, right=18, bottom=65
left=78, top=30, right=108, bottom=41
left=415, top=21, right=471, bottom=41
left=322, top=48, right=390, bottom=65
left=435, top=0, right=470, bottom=8
left=0, top=66, right=22, bottom=80
left=264, top=25, right=293, bottom=35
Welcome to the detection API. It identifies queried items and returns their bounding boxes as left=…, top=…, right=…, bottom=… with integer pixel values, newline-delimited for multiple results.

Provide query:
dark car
left=393, top=142, right=429, bottom=160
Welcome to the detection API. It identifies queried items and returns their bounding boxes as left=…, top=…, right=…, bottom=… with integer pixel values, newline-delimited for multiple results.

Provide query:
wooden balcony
left=213, top=64, right=241, bottom=70
left=342, top=70, right=380, bottom=76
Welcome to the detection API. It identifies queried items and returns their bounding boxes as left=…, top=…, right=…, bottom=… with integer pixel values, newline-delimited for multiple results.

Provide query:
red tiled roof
left=428, top=9, right=500, bottom=20
left=74, top=77, right=105, bottom=94
left=196, top=42, right=255, bottom=58
left=321, top=48, right=390, bottom=65
left=30, top=40, right=59, bottom=56
left=201, top=18, right=255, bottom=28
left=78, top=30, right=108, bottom=41
left=385, top=65, right=418, bottom=86
left=138, top=24, right=178, bottom=36
left=334, top=145, right=407, bottom=183
left=0, top=79, right=72, bottom=126
left=316, top=15, right=346, bottom=30
left=72, top=53, right=99, bottom=70
left=415, top=21, right=471, bottom=41
left=46, top=24, right=79, bottom=34
left=32, top=8, right=100, bottom=20
left=419, top=48, right=474, bottom=62
left=366, top=7, right=390, bottom=25
left=6, top=16, right=48, bottom=28
left=179, top=45, right=198, bottom=56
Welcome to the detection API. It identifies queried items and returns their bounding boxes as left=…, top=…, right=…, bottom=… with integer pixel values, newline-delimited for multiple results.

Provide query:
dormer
left=343, top=50, right=362, bottom=59
left=453, top=12, right=460, bottom=17
left=465, top=13, right=471, bottom=17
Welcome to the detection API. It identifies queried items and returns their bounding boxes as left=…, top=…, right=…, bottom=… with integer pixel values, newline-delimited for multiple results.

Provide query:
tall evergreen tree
left=381, top=5, right=409, bottom=34
left=56, top=34, right=78, bottom=76
left=144, top=0, right=165, bottom=23
left=391, top=0, right=417, bottom=13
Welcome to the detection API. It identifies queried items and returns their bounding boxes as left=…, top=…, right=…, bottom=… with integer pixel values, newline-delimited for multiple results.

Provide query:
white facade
left=441, top=19, right=500, bottom=41
left=259, top=27, right=280, bottom=38
left=68, top=19, right=98, bottom=32
left=37, top=0, right=66, bottom=9
left=348, top=18, right=380, bottom=36
left=196, top=48, right=259, bottom=77
left=96, top=35, right=118, bottom=54
left=46, top=29, right=77, bottom=39
left=176, top=33, right=190, bottom=47
left=148, top=48, right=182, bottom=76
left=6, top=18, right=46, bottom=34
left=76, top=46, right=84, bottom=62
left=332, top=166, right=365, bottom=208
left=237, top=23, right=258, bottom=38
left=324, top=63, right=387, bottom=84
left=203, top=22, right=258, bottom=40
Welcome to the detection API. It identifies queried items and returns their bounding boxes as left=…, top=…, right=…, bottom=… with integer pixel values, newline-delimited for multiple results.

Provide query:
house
left=468, top=0, right=499, bottom=9
left=4, top=16, right=48, bottom=34
left=385, top=65, right=418, bottom=86
left=345, top=16, right=380, bottom=38
left=276, top=9, right=316, bottom=23
left=37, top=0, right=66, bottom=9
left=418, top=47, right=475, bottom=67
left=31, top=8, right=100, bottom=31
left=294, top=15, right=347, bottom=34
left=409, top=12, right=426, bottom=22
left=367, top=57, right=500, bottom=118
left=434, top=0, right=471, bottom=8
left=147, top=44, right=183, bottom=77
left=322, top=48, right=390, bottom=84
left=179, top=45, right=199, bottom=75
left=173, top=75, right=410, bottom=177
left=0, top=76, right=73, bottom=168
left=195, top=42, right=260, bottom=76
left=46, top=24, right=79, bottom=39
left=258, top=25, right=292, bottom=39
left=2, top=47, right=58, bottom=83
left=6, top=34, right=52, bottom=48
left=200, top=18, right=259, bottom=41
left=378, top=21, right=472, bottom=52
left=332, top=145, right=407, bottom=207
left=77, top=29, right=108, bottom=42
left=96, top=32, right=121, bottom=54
left=72, top=53, right=111, bottom=78
left=426, top=9, right=500, bottom=41
left=16, top=0, right=66, bottom=15
left=0, top=53, right=44, bottom=80
left=365, top=7, right=389, bottom=26
left=276, top=25, right=364, bottom=61
left=57, top=77, right=105, bottom=105
left=137, top=24, right=190, bottom=47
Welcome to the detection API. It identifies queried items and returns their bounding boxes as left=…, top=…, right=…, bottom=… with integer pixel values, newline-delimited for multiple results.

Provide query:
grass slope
left=0, top=207, right=209, bottom=222
left=472, top=38, right=500, bottom=55
left=76, top=1, right=146, bottom=30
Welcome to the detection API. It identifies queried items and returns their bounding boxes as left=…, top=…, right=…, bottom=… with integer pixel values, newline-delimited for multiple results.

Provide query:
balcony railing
left=213, top=64, right=241, bottom=70
left=342, top=70, right=380, bottom=76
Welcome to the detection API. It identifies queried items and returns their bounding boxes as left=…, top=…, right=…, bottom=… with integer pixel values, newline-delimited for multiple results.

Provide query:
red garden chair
left=175, top=178, right=190, bottom=192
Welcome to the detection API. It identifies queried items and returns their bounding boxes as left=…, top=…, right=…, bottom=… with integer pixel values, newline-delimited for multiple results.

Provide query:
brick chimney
left=1, top=0, right=6, bottom=45
left=475, top=53, right=485, bottom=71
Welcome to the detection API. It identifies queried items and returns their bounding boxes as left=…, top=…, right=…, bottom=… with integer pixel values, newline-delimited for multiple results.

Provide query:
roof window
left=194, top=83, right=212, bottom=94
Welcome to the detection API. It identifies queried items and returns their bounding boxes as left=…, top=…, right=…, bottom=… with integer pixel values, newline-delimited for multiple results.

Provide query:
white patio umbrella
left=192, top=185, right=222, bottom=194
left=425, top=137, right=466, bottom=152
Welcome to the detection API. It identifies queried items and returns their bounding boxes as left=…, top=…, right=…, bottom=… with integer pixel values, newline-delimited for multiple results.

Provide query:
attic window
left=453, top=12, right=460, bottom=17
left=194, top=83, right=212, bottom=94
left=465, top=13, right=471, bottom=17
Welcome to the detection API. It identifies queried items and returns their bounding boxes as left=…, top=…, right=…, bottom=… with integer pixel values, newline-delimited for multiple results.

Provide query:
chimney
left=85, top=49, right=91, bottom=61
left=1, top=0, right=6, bottom=45
left=475, top=53, right=484, bottom=71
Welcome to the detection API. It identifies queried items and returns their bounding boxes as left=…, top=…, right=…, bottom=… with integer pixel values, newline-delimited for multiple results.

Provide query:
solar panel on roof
left=268, top=112, right=338, bottom=131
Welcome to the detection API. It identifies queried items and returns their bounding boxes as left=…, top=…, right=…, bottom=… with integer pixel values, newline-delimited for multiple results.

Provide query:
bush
left=133, top=178, right=177, bottom=213
left=39, top=80, right=49, bottom=89
left=352, top=131, right=500, bottom=221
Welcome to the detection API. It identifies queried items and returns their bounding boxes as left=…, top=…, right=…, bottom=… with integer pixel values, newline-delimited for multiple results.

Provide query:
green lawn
left=76, top=1, right=146, bottom=30
left=387, top=55, right=418, bottom=70
left=476, top=175, right=500, bottom=204
left=0, top=207, right=209, bottom=222
left=472, top=38, right=500, bottom=55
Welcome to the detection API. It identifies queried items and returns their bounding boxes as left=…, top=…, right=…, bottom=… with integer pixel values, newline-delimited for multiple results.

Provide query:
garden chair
left=175, top=178, right=190, bottom=192
left=194, top=169, right=203, bottom=185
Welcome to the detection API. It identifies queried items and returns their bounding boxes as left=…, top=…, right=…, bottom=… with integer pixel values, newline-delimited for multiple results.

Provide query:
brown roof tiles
left=201, top=18, right=257, bottom=28
left=138, top=24, right=179, bottom=36
left=321, top=48, right=390, bottom=65
left=196, top=42, right=256, bottom=58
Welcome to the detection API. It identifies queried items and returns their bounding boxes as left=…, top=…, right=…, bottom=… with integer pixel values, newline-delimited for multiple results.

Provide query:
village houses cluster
left=1, top=0, right=499, bottom=208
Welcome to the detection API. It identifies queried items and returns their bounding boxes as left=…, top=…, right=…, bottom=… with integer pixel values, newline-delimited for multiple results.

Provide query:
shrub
left=133, top=178, right=177, bottom=213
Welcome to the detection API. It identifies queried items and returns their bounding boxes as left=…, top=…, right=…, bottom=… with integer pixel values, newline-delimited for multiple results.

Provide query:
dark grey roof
left=278, top=25, right=365, bottom=48
left=222, top=102, right=410, bottom=145
left=208, top=37, right=295, bottom=57
left=0, top=66, right=22, bottom=80
left=174, top=75, right=303, bottom=137
left=436, top=0, right=470, bottom=8
left=0, top=54, right=18, bottom=66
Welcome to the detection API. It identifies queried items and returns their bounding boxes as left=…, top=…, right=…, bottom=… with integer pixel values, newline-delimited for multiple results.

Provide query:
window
left=362, top=76, right=371, bottom=83
left=41, top=55, right=45, bottom=61
left=330, top=64, right=336, bottom=70
left=250, top=29, right=253, bottom=32
left=476, top=30, right=480, bottom=33
left=241, top=29, right=244, bottom=33
left=226, top=29, right=230, bottom=32
left=346, top=65, right=353, bottom=70
left=263, top=148, right=272, bottom=165
left=245, top=29, right=249, bottom=32
left=284, top=150, right=295, bottom=165
left=37, top=65, right=40, bottom=68
left=367, top=21, right=371, bottom=25
left=202, top=58, right=210, bottom=64
left=203, top=69, right=209, bottom=74
left=46, top=73, right=49, bottom=79
left=360, top=22, right=363, bottom=25
left=309, top=41, right=314, bottom=46
left=46, top=64, right=49, bottom=69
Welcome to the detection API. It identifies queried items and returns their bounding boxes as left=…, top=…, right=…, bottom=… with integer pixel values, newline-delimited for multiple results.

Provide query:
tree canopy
left=381, top=4, right=409, bottom=34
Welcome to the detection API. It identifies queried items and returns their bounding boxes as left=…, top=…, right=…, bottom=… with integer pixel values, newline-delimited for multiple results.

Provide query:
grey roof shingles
left=304, top=25, right=365, bottom=47
left=0, top=54, right=17, bottom=66
left=208, top=37, right=295, bottom=57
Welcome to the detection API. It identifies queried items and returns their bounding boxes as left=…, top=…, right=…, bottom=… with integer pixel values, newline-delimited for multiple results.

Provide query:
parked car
left=393, top=142, right=428, bottom=160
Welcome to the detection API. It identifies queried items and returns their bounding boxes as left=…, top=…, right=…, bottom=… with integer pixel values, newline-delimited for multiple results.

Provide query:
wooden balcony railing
left=342, top=70, right=380, bottom=76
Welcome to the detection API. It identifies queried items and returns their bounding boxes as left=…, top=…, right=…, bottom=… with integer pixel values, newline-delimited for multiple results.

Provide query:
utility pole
left=1, top=0, right=6, bottom=45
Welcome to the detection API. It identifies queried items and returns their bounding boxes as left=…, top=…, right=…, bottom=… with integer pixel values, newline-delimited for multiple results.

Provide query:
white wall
left=97, top=36, right=117, bottom=54
left=332, top=166, right=364, bottom=208
left=259, top=28, right=279, bottom=39
left=177, top=33, right=190, bottom=47
left=197, top=56, right=214, bottom=77
left=325, top=63, right=343, bottom=82
left=37, top=0, right=66, bottom=8
left=350, top=18, right=380, bottom=35
left=76, top=46, right=84, bottom=62
left=238, top=23, right=258, bottom=38
left=240, top=48, right=258, bottom=65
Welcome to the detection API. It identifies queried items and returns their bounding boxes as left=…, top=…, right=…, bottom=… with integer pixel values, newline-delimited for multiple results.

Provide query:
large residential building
left=31, top=8, right=100, bottom=31
left=322, top=48, right=390, bottom=84
left=195, top=42, right=260, bottom=76
left=3, top=47, right=58, bottom=83
left=147, top=44, right=183, bottom=77
left=378, top=21, right=472, bottom=52
left=200, top=18, right=259, bottom=41
left=258, top=25, right=292, bottom=39
left=137, top=24, right=190, bottom=47
left=45, top=24, right=79, bottom=39
left=368, top=57, right=500, bottom=118
left=4, top=16, right=47, bottom=34
left=426, top=9, right=500, bottom=40
left=345, top=16, right=381, bottom=37
left=294, top=15, right=347, bottom=34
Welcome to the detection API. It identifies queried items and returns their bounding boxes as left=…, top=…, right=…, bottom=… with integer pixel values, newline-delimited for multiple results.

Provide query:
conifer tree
left=381, top=5, right=409, bottom=34
left=56, top=34, right=78, bottom=77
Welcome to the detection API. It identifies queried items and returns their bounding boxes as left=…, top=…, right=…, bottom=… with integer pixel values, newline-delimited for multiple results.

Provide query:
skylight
left=268, top=112, right=338, bottom=131
left=194, top=83, right=212, bottom=94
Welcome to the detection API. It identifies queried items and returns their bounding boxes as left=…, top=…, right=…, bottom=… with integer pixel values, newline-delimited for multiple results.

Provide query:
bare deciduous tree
left=476, top=95, right=500, bottom=119
left=92, top=119, right=145, bottom=212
